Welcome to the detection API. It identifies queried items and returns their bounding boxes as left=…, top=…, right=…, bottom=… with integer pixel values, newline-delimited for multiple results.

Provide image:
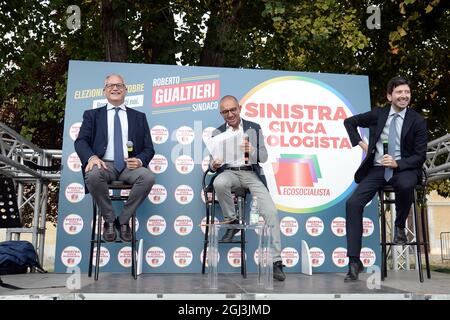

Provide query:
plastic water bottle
left=249, top=196, right=260, bottom=225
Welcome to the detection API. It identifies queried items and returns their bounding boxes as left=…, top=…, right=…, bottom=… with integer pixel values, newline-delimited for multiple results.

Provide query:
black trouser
left=346, top=166, right=418, bottom=257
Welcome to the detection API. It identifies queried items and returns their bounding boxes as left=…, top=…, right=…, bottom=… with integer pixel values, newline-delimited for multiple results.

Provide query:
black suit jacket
left=74, top=105, right=155, bottom=187
left=212, top=119, right=268, bottom=187
left=344, top=106, right=427, bottom=183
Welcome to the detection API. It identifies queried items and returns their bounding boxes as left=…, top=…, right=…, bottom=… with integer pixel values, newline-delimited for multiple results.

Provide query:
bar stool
left=378, top=172, right=431, bottom=282
left=88, top=181, right=137, bottom=280
left=201, top=168, right=250, bottom=278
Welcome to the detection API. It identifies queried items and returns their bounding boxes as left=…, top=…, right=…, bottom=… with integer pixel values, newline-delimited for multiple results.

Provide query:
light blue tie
left=114, top=108, right=125, bottom=172
left=384, top=114, right=399, bottom=181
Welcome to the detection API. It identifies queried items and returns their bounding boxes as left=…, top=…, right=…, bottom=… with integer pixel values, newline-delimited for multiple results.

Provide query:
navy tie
left=114, top=108, right=125, bottom=172
left=384, top=114, right=399, bottom=181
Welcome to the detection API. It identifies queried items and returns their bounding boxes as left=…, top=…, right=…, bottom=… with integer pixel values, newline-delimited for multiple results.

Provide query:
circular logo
left=174, top=215, right=193, bottom=236
left=280, top=216, right=299, bottom=237
left=362, top=217, right=374, bottom=237
left=305, top=216, right=324, bottom=237
left=175, top=155, right=195, bottom=175
left=200, top=249, right=220, bottom=267
left=146, top=246, right=165, bottom=268
left=253, top=248, right=270, bottom=266
left=227, top=247, right=244, bottom=268
left=332, top=247, right=349, bottom=268
left=360, top=247, right=376, bottom=267
left=63, top=214, right=83, bottom=235
left=202, top=127, right=216, bottom=144
left=173, top=247, right=193, bottom=268
left=147, top=215, right=166, bottom=236
left=149, top=154, right=168, bottom=174
left=69, top=122, right=82, bottom=140
left=281, top=247, right=299, bottom=268
left=92, top=246, right=110, bottom=267
left=309, top=247, right=325, bottom=267
left=118, top=246, right=133, bottom=268
left=65, top=183, right=85, bottom=203
left=61, top=246, right=82, bottom=267
left=331, top=217, right=346, bottom=237
left=148, top=184, right=167, bottom=204
left=202, top=156, right=210, bottom=172
left=240, top=76, right=361, bottom=213
left=67, top=152, right=82, bottom=172
left=200, top=217, right=219, bottom=234
left=175, top=126, right=194, bottom=145
left=174, top=185, right=194, bottom=205
left=151, top=125, right=169, bottom=144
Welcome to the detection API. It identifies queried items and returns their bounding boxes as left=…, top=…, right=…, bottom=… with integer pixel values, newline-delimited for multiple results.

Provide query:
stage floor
left=0, top=271, right=449, bottom=300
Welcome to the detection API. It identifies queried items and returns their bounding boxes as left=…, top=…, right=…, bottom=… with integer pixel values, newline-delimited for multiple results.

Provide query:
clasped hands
left=85, top=155, right=142, bottom=171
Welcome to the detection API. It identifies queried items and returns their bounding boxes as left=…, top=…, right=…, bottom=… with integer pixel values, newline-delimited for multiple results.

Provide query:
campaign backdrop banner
left=55, top=60, right=379, bottom=273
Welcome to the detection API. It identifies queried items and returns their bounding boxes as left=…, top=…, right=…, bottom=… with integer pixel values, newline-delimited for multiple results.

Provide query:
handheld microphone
left=126, top=141, right=134, bottom=158
left=243, top=133, right=249, bottom=165
left=382, top=140, right=388, bottom=155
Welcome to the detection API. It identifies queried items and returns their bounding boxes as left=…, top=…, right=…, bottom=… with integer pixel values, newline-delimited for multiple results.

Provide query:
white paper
left=205, top=131, right=245, bottom=165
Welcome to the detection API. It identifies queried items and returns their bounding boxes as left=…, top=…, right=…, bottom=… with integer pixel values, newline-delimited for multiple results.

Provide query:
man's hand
left=211, top=159, right=223, bottom=171
left=86, top=155, right=108, bottom=172
left=240, top=140, right=254, bottom=154
left=126, top=157, right=142, bottom=170
left=358, top=141, right=368, bottom=153
left=381, top=155, right=398, bottom=168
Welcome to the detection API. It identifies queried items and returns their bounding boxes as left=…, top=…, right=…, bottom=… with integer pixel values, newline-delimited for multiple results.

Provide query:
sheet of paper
left=205, top=131, right=245, bottom=165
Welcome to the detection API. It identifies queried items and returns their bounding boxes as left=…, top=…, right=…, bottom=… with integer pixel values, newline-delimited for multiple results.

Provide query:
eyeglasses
left=105, top=83, right=126, bottom=90
left=220, top=107, right=238, bottom=116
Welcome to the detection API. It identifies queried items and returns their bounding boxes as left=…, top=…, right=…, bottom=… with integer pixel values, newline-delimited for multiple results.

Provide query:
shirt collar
left=225, top=119, right=244, bottom=131
left=107, top=103, right=126, bottom=111
left=389, top=105, right=406, bottom=119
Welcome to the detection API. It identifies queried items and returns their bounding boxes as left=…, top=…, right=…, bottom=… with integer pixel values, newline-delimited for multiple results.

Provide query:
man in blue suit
left=343, top=76, right=427, bottom=281
left=210, top=95, right=286, bottom=281
left=75, top=74, right=155, bottom=242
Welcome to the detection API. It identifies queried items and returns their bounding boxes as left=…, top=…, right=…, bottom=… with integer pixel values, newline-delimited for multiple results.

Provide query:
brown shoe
left=103, top=222, right=116, bottom=242
left=119, top=224, right=132, bottom=242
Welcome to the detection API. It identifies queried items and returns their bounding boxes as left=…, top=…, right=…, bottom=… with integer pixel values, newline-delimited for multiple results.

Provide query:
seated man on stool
left=209, top=95, right=286, bottom=281
left=75, top=74, right=155, bottom=242
left=343, top=76, right=427, bottom=281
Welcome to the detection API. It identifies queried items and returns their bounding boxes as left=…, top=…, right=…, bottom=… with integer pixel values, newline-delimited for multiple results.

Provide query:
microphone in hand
left=243, top=133, right=249, bottom=165
left=382, top=140, right=388, bottom=155
left=126, top=141, right=134, bottom=158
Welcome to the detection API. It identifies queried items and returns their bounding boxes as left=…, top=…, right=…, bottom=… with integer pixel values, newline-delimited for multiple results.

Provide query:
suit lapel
left=375, top=107, right=390, bottom=139
left=126, top=107, right=135, bottom=142
left=99, top=105, right=108, bottom=141
left=400, top=109, right=413, bottom=145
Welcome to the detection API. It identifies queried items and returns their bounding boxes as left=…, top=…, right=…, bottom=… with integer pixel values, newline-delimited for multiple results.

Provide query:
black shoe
left=220, top=219, right=240, bottom=242
left=103, top=222, right=116, bottom=242
left=273, top=261, right=286, bottom=281
left=344, top=259, right=364, bottom=282
left=119, top=224, right=132, bottom=242
left=393, top=226, right=407, bottom=244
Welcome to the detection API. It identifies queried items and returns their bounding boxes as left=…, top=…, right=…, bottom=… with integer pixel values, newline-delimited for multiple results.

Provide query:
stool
left=208, top=223, right=273, bottom=289
left=88, top=181, right=137, bottom=280
left=378, top=183, right=431, bottom=282
left=201, top=169, right=249, bottom=278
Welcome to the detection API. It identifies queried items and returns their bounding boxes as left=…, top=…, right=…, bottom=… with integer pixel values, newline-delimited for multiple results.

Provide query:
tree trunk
left=102, top=0, right=129, bottom=62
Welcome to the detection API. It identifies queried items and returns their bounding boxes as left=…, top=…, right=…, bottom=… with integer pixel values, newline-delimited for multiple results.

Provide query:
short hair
left=386, top=76, right=410, bottom=94
left=104, top=74, right=125, bottom=86
left=219, top=95, right=239, bottom=106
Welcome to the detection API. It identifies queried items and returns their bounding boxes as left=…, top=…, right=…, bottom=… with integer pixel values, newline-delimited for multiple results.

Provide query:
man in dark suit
left=209, top=95, right=286, bottom=281
left=75, top=74, right=155, bottom=242
left=343, top=76, right=427, bottom=281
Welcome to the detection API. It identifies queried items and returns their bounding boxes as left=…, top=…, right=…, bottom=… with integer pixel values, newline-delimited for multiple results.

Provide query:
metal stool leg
left=131, top=214, right=137, bottom=279
left=88, top=200, right=96, bottom=277
left=202, top=191, right=212, bottom=274
left=94, top=204, right=102, bottom=281
left=412, top=190, right=424, bottom=282
left=420, top=200, right=431, bottom=279
left=379, top=190, right=387, bottom=280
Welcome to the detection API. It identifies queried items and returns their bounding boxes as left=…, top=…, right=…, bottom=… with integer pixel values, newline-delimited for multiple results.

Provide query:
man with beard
left=343, top=76, right=427, bottom=281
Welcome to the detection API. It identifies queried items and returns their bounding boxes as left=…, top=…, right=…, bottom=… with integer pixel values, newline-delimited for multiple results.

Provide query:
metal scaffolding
left=389, top=133, right=450, bottom=271
left=0, top=122, right=61, bottom=265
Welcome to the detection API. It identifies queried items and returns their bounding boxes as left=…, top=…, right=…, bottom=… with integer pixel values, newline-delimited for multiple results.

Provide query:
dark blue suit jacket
left=344, top=106, right=427, bottom=183
left=75, top=105, right=155, bottom=183
left=212, top=119, right=268, bottom=187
